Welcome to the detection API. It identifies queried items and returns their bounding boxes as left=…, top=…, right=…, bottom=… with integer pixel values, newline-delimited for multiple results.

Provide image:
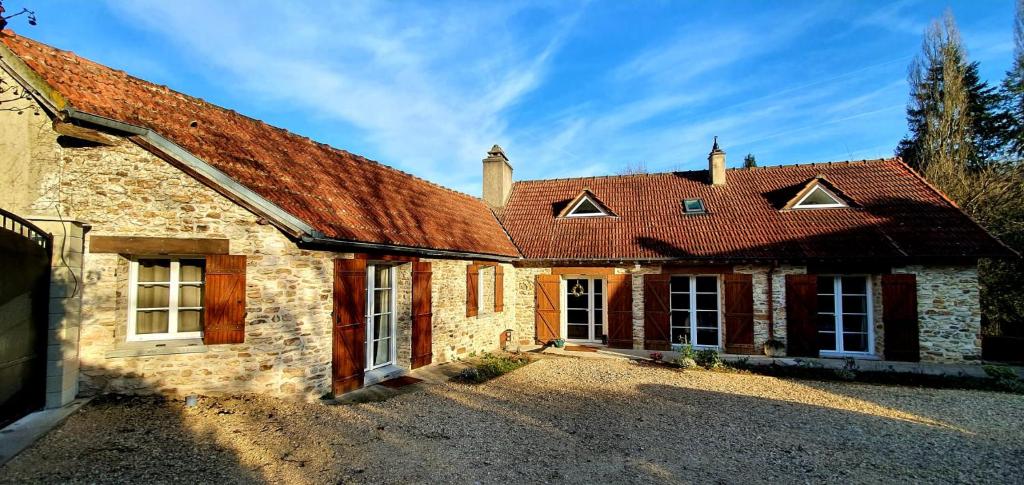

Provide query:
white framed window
left=127, top=257, right=205, bottom=341
left=792, top=185, right=847, bottom=209
left=561, top=277, right=606, bottom=342
left=816, top=275, right=873, bottom=354
left=366, top=264, right=397, bottom=371
left=669, top=275, right=720, bottom=347
left=565, top=196, right=609, bottom=217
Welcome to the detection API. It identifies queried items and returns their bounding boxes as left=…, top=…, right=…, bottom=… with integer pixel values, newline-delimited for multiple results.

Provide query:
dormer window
left=792, top=185, right=847, bottom=209
left=682, top=198, right=706, bottom=214
left=560, top=189, right=616, bottom=218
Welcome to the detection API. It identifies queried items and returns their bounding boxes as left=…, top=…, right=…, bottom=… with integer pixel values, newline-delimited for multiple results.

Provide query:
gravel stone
left=3, top=357, right=1023, bottom=484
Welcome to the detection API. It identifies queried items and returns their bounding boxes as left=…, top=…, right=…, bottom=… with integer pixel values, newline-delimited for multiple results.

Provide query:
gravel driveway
left=3, top=355, right=1023, bottom=484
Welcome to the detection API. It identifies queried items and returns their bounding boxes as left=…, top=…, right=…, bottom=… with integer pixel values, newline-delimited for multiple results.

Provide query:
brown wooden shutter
left=723, top=273, right=756, bottom=355
left=785, top=274, right=819, bottom=357
left=411, top=261, right=433, bottom=369
left=643, top=274, right=671, bottom=350
left=534, top=274, right=561, bottom=344
left=332, top=258, right=367, bottom=395
left=882, top=274, right=920, bottom=362
left=606, top=274, right=633, bottom=349
left=466, top=265, right=479, bottom=317
left=203, top=254, right=246, bottom=345
left=494, top=265, right=504, bottom=312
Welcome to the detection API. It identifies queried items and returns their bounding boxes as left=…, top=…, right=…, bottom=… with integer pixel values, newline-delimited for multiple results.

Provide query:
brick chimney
left=708, top=136, right=726, bottom=186
left=482, top=145, right=513, bottom=208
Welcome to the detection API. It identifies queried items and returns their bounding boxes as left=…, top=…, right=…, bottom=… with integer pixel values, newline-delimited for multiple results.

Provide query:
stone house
left=0, top=33, right=1014, bottom=408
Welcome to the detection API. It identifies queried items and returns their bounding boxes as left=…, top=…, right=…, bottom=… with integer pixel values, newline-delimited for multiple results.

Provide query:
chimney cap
left=487, top=144, right=509, bottom=161
left=710, top=136, right=724, bottom=155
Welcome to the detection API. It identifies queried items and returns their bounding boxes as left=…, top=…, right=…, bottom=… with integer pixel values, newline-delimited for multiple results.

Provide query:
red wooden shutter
left=882, top=274, right=920, bottom=362
left=494, top=265, right=504, bottom=312
left=466, top=265, right=479, bottom=317
left=643, top=274, right=671, bottom=350
left=411, top=261, right=433, bottom=369
left=606, top=274, right=633, bottom=349
left=332, top=258, right=367, bottom=395
left=723, top=273, right=756, bottom=354
left=535, top=274, right=561, bottom=344
left=785, top=274, right=819, bottom=357
left=203, top=254, right=246, bottom=345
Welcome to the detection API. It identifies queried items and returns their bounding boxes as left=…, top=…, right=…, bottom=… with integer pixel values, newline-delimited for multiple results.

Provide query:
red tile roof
left=0, top=32, right=520, bottom=258
left=501, top=159, right=1014, bottom=262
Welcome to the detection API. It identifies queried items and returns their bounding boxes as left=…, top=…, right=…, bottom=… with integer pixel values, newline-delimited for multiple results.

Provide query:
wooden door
left=882, top=274, right=919, bottom=362
left=606, top=275, right=633, bottom=348
left=643, top=274, right=671, bottom=350
left=535, top=274, right=561, bottom=344
left=723, top=273, right=755, bottom=354
left=785, top=274, right=819, bottom=357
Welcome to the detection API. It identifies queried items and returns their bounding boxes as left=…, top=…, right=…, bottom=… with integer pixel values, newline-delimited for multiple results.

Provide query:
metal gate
left=0, top=209, right=51, bottom=427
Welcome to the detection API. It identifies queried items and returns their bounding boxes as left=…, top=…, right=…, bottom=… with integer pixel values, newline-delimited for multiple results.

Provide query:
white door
left=563, top=277, right=605, bottom=342
left=366, top=264, right=397, bottom=370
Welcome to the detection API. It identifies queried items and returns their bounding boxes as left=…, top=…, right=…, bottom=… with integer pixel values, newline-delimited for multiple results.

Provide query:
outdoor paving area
left=2, top=355, right=1023, bottom=484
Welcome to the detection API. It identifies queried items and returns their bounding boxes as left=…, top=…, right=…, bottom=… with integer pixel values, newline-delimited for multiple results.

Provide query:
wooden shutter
left=723, top=273, right=756, bottom=354
left=411, top=262, right=433, bottom=369
left=494, top=265, right=504, bottom=312
left=534, top=274, right=561, bottom=343
left=332, top=258, right=367, bottom=395
left=606, top=274, right=633, bottom=349
left=466, top=265, right=479, bottom=317
left=785, top=274, right=819, bottom=357
left=882, top=274, right=920, bottom=362
left=203, top=254, right=246, bottom=345
left=643, top=274, right=671, bottom=350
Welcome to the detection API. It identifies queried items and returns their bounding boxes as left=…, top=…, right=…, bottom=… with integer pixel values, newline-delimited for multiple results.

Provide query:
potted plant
left=553, top=338, right=566, bottom=348
left=763, top=339, right=785, bottom=357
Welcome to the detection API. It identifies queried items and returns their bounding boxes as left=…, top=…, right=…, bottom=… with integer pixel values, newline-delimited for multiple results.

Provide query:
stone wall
left=895, top=265, right=981, bottom=362
left=512, top=267, right=550, bottom=346
left=425, top=260, right=515, bottom=361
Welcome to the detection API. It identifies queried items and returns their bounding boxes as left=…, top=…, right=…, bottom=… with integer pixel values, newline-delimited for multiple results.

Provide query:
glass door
left=564, top=277, right=604, bottom=342
left=366, top=264, right=396, bottom=370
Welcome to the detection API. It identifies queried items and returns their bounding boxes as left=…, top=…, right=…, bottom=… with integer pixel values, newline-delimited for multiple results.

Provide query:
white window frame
left=560, top=276, right=607, bottom=343
left=365, top=264, right=398, bottom=371
left=669, top=275, right=722, bottom=348
left=478, top=266, right=485, bottom=314
left=127, top=256, right=204, bottom=342
left=817, top=275, right=874, bottom=356
left=792, top=185, right=847, bottom=209
left=565, top=195, right=609, bottom=218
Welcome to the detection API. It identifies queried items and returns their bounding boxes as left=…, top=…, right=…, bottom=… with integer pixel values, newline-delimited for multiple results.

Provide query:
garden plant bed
left=2, top=358, right=1023, bottom=483
left=453, top=351, right=534, bottom=384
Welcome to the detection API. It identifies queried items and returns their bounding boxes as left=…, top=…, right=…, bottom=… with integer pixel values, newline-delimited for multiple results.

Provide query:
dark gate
left=0, top=209, right=51, bottom=427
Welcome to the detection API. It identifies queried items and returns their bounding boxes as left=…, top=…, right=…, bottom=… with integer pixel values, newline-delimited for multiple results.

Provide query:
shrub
left=454, top=352, right=532, bottom=384
left=984, top=365, right=1019, bottom=380
left=693, top=348, right=722, bottom=369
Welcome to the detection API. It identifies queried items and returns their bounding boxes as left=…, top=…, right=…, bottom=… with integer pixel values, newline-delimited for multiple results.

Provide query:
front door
left=366, top=264, right=396, bottom=370
left=564, top=277, right=605, bottom=342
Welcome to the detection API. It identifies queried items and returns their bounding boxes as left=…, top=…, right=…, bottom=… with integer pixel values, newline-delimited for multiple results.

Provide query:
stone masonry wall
left=895, top=265, right=982, bottom=362
left=426, top=260, right=516, bottom=361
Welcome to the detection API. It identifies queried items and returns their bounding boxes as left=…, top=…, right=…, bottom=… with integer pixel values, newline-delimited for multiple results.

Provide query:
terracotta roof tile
left=1, top=32, right=519, bottom=258
left=501, top=160, right=1013, bottom=262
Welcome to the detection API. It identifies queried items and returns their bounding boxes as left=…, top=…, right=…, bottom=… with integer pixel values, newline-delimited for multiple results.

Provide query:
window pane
left=670, top=277, right=688, bottom=293
left=566, top=279, right=588, bottom=308
left=696, top=328, right=718, bottom=346
left=696, top=293, right=717, bottom=311
left=817, top=276, right=834, bottom=294
left=592, top=279, right=602, bottom=294
left=572, top=198, right=602, bottom=215
left=594, top=323, right=603, bottom=339
left=842, top=295, right=867, bottom=314
left=671, top=310, right=691, bottom=329
left=179, top=259, right=205, bottom=282
left=696, top=311, right=717, bottom=328
left=178, top=310, right=202, bottom=332
left=594, top=294, right=604, bottom=310
left=374, top=289, right=391, bottom=314
left=843, top=333, right=868, bottom=353
left=670, top=327, right=689, bottom=345
left=567, top=309, right=589, bottom=325
left=842, top=314, right=868, bottom=334
left=373, top=338, right=391, bottom=366
left=136, top=310, right=169, bottom=334
left=670, top=293, right=688, bottom=310
left=137, top=259, right=171, bottom=283
left=683, top=199, right=705, bottom=213
left=137, top=284, right=169, bottom=308
left=841, top=276, right=866, bottom=294
left=374, top=314, right=392, bottom=340
left=799, top=186, right=842, bottom=206
left=817, top=331, right=837, bottom=351
left=594, top=309, right=603, bottom=326
left=816, top=314, right=836, bottom=332
left=179, top=284, right=203, bottom=307
left=817, top=295, right=834, bottom=314
left=695, top=277, right=717, bottom=293
left=567, top=324, right=589, bottom=339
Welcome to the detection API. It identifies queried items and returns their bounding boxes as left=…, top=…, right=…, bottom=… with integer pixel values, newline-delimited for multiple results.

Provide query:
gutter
left=299, top=235, right=519, bottom=262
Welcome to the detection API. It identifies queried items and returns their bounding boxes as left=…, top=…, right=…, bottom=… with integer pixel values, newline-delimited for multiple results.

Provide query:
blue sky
left=7, top=1, right=1017, bottom=195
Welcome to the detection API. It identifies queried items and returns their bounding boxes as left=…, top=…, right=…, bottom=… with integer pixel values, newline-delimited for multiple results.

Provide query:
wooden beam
left=661, top=264, right=734, bottom=274
left=550, top=267, right=616, bottom=276
left=354, top=252, right=419, bottom=263
left=89, top=236, right=229, bottom=255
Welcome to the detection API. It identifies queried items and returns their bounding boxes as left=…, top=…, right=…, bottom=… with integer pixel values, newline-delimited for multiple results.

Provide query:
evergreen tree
left=743, top=153, right=757, bottom=168
left=1001, top=0, right=1024, bottom=156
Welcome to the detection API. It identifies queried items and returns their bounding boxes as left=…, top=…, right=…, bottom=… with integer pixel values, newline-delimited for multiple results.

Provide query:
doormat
left=378, top=376, right=424, bottom=388
left=564, top=345, right=598, bottom=352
